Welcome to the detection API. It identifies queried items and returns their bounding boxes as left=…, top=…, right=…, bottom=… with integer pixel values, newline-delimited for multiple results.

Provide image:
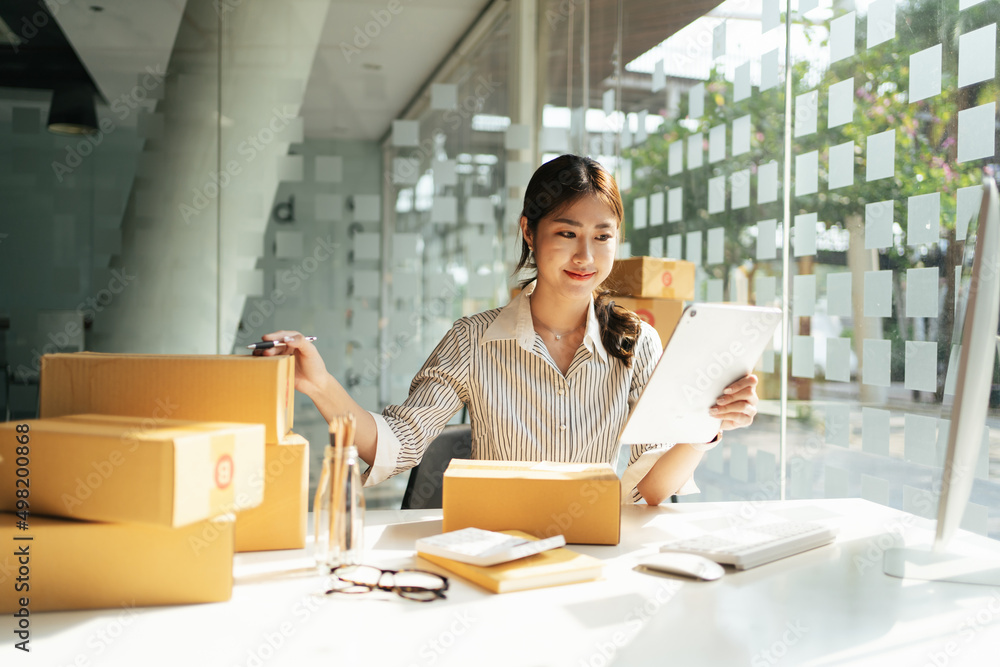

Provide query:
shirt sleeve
left=620, top=322, right=700, bottom=503
left=363, top=318, right=471, bottom=487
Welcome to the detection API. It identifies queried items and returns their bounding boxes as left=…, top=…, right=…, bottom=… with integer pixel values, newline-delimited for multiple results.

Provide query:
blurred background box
left=612, top=297, right=686, bottom=349
left=604, top=257, right=695, bottom=301
left=234, top=432, right=309, bottom=552
left=39, top=353, right=294, bottom=442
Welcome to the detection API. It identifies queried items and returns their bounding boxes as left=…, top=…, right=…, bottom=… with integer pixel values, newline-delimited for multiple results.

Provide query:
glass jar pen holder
left=314, top=413, right=365, bottom=569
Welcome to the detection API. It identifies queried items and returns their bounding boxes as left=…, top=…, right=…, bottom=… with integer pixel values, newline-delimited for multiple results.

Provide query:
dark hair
left=514, top=154, right=642, bottom=367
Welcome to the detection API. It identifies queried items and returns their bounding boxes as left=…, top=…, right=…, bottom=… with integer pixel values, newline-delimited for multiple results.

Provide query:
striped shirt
left=365, top=282, right=698, bottom=503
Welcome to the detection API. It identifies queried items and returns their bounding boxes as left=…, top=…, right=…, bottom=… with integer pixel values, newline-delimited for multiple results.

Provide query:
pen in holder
left=313, top=414, right=365, bottom=568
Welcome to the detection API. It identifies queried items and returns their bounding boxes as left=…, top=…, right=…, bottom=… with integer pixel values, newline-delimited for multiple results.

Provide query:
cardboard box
left=235, top=433, right=309, bottom=552
left=0, top=512, right=234, bottom=612
left=40, top=353, right=294, bottom=443
left=613, top=297, right=686, bottom=349
left=0, top=416, right=265, bottom=527
left=442, top=460, right=621, bottom=545
left=604, top=257, right=695, bottom=300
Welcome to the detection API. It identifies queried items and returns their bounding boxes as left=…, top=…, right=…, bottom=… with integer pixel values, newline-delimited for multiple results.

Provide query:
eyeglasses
left=326, top=565, right=449, bottom=603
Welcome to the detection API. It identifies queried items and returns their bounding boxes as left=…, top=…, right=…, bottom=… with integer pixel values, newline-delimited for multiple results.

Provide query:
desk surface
left=9, top=499, right=1000, bottom=667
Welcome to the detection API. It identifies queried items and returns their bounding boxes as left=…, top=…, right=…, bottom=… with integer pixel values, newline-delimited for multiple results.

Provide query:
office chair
left=400, top=424, right=472, bottom=510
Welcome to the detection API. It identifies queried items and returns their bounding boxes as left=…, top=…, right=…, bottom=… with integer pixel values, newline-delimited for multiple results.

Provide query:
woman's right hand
left=253, top=331, right=330, bottom=398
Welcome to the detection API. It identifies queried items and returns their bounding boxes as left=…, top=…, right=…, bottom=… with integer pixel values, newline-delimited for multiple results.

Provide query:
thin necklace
left=533, top=317, right=585, bottom=341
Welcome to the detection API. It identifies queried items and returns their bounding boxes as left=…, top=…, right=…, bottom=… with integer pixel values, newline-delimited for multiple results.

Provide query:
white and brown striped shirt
left=365, top=282, right=698, bottom=503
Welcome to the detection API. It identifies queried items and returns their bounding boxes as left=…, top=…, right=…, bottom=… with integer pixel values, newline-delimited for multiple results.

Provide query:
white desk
left=9, top=499, right=1000, bottom=667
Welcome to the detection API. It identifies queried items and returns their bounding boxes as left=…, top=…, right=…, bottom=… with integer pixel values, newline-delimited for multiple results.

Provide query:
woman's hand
left=710, top=374, right=759, bottom=431
left=253, top=330, right=330, bottom=397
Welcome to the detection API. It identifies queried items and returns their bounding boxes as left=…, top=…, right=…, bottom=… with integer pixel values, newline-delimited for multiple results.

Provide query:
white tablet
left=618, top=303, right=782, bottom=446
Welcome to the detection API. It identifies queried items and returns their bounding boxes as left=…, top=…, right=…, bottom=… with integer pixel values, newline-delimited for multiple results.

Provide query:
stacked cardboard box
left=602, top=257, right=695, bottom=348
left=38, top=353, right=310, bottom=552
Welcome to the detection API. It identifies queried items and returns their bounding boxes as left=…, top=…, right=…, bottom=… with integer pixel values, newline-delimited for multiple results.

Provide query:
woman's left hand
left=710, top=374, right=759, bottom=431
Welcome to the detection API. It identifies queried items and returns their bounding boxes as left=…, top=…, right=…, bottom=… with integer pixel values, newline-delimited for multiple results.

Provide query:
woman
left=257, top=154, right=758, bottom=505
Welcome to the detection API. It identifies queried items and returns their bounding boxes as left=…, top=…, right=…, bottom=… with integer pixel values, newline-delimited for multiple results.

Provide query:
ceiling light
left=48, top=85, right=98, bottom=135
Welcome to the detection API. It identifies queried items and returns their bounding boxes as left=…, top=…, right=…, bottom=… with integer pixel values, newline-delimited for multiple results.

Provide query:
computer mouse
left=638, top=552, right=725, bottom=581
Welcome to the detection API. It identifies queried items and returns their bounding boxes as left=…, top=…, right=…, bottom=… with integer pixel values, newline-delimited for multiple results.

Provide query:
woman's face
left=521, top=194, right=619, bottom=301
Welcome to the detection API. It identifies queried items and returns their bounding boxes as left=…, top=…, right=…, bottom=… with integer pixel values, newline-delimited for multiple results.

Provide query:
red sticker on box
left=635, top=308, right=655, bottom=326
left=661, top=271, right=673, bottom=287
left=215, top=454, right=234, bottom=490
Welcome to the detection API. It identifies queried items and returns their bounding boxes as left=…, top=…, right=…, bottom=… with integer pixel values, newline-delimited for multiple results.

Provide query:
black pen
left=247, top=336, right=317, bottom=350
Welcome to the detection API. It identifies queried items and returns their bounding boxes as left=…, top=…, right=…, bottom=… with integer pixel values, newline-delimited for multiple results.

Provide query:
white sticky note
left=799, top=0, right=819, bottom=14
left=959, top=24, right=996, bottom=88
left=392, top=157, right=420, bottom=185
left=315, top=193, right=344, bottom=222
left=867, top=0, right=896, bottom=48
left=826, top=403, right=850, bottom=446
left=434, top=159, right=457, bottom=186
left=904, top=414, right=938, bottom=466
left=828, top=140, right=855, bottom=190
left=708, top=175, right=726, bottom=214
left=944, top=344, right=961, bottom=396
left=279, top=155, right=304, bottom=182
left=827, top=272, right=852, bottom=317
left=707, top=227, right=725, bottom=265
left=825, top=466, right=849, bottom=498
left=759, top=349, right=775, bottom=374
left=830, top=12, right=856, bottom=64
left=861, top=475, right=890, bottom=506
left=432, top=196, right=458, bottom=224
left=392, top=119, right=419, bottom=147
left=709, top=124, right=726, bottom=163
left=354, top=233, right=381, bottom=261
left=649, top=236, right=664, bottom=258
left=862, top=407, right=891, bottom=457
left=909, top=44, right=942, bottom=103
left=795, top=90, right=818, bottom=138
left=789, top=459, right=812, bottom=498
left=507, top=161, right=533, bottom=187
left=761, top=49, right=779, bottom=91
left=619, top=158, right=632, bottom=192
left=865, top=200, right=894, bottom=249
left=706, top=279, right=724, bottom=302
left=505, top=124, right=531, bottom=150
left=962, top=503, right=989, bottom=536
left=686, top=231, right=702, bottom=266
left=734, top=62, right=751, bottom=102
left=763, top=0, right=780, bottom=33
left=903, top=486, right=936, bottom=519
left=905, top=341, right=937, bottom=392
left=956, top=185, right=983, bottom=241
left=863, top=339, right=891, bottom=387
left=636, top=110, right=649, bottom=144
left=961, top=0, right=988, bottom=8
left=649, top=192, right=664, bottom=226
left=758, top=161, right=779, bottom=204
left=315, top=156, right=343, bottom=183
left=732, top=170, right=750, bottom=210
left=431, top=83, right=457, bottom=110
left=634, top=197, right=648, bottom=230
left=906, top=267, right=939, bottom=318
left=796, top=151, right=818, bottom=196
left=392, top=271, right=421, bottom=300
left=392, top=233, right=420, bottom=261
left=653, top=59, right=666, bottom=92
left=794, top=212, right=817, bottom=257
left=794, top=274, right=816, bottom=317
left=826, top=338, right=851, bottom=382
left=730, top=443, right=749, bottom=482
left=863, top=130, right=895, bottom=183
left=732, top=115, right=751, bottom=157
left=907, top=192, right=940, bottom=246
left=757, top=219, right=778, bottom=261
left=669, top=140, right=683, bottom=175
left=668, top=188, right=683, bottom=223
left=273, top=231, right=304, bottom=259
left=957, top=102, right=996, bottom=163
left=354, top=194, right=381, bottom=222
left=828, top=78, right=855, bottom=129
left=756, top=274, right=776, bottom=306
left=466, top=197, right=493, bottom=224
left=540, top=127, right=570, bottom=153
left=667, top=234, right=682, bottom=260
left=792, top=336, right=815, bottom=378
left=688, top=133, right=704, bottom=168
left=689, top=83, right=705, bottom=119
left=713, top=22, right=726, bottom=59
left=602, top=88, right=615, bottom=116
left=864, top=270, right=893, bottom=318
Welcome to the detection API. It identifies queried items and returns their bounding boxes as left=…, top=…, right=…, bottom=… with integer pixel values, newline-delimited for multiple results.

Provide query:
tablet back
left=619, top=303, right=781, bottom=446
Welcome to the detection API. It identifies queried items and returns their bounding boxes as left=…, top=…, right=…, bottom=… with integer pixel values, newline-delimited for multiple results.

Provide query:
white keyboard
left=659, top=520, right=838, bottom=570
left=416, top=528, right=566, bottom=567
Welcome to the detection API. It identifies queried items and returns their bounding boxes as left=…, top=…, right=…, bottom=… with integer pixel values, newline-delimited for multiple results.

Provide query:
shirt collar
left=481, top=280, right=609, bottom=363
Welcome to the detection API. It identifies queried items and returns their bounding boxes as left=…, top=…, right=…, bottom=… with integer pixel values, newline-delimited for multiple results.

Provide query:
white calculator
left=415, top=528, right=566, bottom=566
